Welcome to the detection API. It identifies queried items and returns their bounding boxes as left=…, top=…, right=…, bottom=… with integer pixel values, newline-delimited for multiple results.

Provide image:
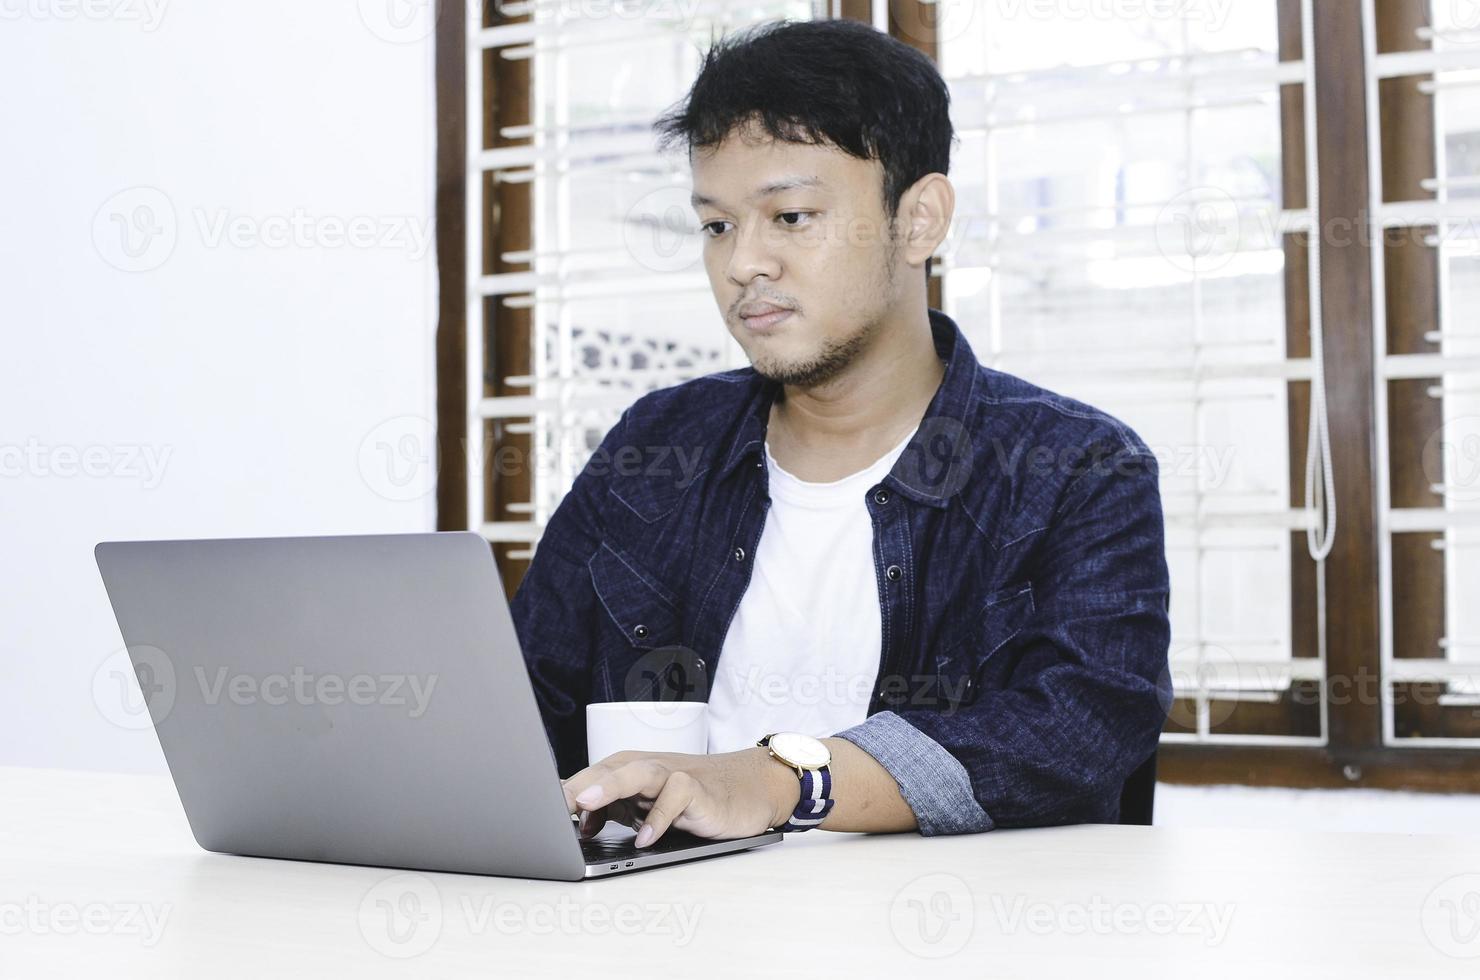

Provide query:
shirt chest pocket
left=933, top=582, right=1036, bottom=711
left=587, top=542, right=693, bottom=700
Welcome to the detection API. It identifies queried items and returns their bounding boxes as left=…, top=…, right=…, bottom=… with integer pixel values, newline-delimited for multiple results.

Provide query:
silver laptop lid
left=94, top=531, right=589, bottom=881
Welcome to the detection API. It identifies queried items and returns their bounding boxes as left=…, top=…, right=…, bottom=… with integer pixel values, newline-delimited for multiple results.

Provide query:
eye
left=777, top=211, right=813, bottom=227
left=700, top=220, right=731, bottom=238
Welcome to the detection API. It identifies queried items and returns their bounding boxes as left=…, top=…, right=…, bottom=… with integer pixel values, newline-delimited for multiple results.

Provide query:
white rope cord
left=1301, top=0, right=1338, bottom=563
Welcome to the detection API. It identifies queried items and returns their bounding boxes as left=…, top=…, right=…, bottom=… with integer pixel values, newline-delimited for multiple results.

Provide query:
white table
left=3, top=765, right=1478, bottom=978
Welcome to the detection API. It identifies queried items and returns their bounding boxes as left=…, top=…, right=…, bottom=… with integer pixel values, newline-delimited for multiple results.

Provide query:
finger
left=563, top=751, right=643, bottom=815
left=570, top=760, right=667, bottom=815
left=634, top=770, right=698, bottom=848
left=579, top=795, right=644, bottom=836
left=562, top=762, right=616, bottom=816
left=577, top=806, right=606, bottom=838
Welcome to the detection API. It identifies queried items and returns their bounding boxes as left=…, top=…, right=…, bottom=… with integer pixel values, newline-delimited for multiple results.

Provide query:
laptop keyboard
left=578, top=827, right=711, bottom=864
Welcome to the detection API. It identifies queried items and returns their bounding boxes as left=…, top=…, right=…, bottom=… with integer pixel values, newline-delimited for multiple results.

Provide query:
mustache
left=731, top=297, right=798, bottom=316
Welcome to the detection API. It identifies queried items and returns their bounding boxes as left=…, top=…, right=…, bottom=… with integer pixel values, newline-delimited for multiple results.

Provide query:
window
left=464, top=0, right=823, bottom=586
left=935, top=2, right=1322, bottom=745
left=1372, top=0, right=1480, bottom=742
left=437, top=0, right=1480, bottom=788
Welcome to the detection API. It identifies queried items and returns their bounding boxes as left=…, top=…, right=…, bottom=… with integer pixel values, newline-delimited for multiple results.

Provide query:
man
left=509, top=19, right=1171, bottom=848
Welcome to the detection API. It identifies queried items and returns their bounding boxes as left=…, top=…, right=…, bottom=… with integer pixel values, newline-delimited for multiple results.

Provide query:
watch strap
left=758, top=733, right=835, bottom=833
left=784, top=764, right=834, bottom=832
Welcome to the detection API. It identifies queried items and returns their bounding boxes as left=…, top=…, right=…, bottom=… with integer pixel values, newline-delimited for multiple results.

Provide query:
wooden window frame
left=434, top=0, right=1480, bottom=792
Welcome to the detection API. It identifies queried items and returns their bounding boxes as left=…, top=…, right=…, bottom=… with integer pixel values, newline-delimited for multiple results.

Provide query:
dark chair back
left=1117, top=750, right=1157, bottom=825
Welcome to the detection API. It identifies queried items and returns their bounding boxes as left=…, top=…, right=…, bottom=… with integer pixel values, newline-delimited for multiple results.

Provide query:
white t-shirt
left=705, top=423, right=920, bottom=754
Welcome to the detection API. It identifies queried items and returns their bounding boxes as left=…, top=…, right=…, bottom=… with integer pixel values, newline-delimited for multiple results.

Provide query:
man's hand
left=561, top=747, right=799, bottom=848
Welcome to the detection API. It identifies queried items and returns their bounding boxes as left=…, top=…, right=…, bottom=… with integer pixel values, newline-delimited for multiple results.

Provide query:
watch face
left=769, top=731, right=830, bottom=769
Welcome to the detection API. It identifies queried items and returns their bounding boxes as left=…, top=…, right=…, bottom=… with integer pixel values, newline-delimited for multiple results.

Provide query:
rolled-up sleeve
left=832, top=710, right=995, bottom=835
left=839, top=446, right=1171, bottom=834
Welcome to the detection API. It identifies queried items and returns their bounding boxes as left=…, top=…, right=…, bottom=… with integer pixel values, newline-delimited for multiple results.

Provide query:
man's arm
left=813, top=737, right=918, bottom=831
left=720, top=739, right=923, bottom=835
left=833, top=444, right=1172, bottom=834
left=564, top=444, right=1169, bottom=845
left=564, top=738, right=919, bottom=846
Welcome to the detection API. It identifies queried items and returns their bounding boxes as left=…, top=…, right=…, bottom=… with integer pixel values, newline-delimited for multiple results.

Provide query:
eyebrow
left=689, top=176, right=825, bottom=210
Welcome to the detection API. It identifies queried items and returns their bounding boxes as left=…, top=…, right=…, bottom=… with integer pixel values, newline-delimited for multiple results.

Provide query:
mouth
left=738, top=305, right=794, bottom=332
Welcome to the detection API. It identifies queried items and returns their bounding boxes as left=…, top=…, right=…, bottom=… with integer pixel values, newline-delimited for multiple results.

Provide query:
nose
left=724, top=218, right=782, bottom=287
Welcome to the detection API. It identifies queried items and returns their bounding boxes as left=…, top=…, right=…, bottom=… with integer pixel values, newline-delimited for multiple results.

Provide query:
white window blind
left=466, top=5, right=1480, bottom=748
left=1369, top=0, right=1480, bottom=742
left=936, top=2, right=1322, bottom=743
left=468, top=1, right=825, bottom=559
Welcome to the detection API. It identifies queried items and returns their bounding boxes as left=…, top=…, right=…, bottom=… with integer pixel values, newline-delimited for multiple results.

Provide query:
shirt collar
left=718, top=308, right=980, bottom=509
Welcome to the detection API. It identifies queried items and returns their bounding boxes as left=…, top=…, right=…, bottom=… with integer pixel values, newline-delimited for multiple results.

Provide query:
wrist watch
left=757, top=732, right=834, bottom=832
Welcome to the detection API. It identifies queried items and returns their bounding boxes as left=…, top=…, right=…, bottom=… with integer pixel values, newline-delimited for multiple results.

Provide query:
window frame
left=433, top=0, right=1480, bottom=791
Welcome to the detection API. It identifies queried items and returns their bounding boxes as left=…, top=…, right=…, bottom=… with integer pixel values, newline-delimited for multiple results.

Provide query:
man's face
left=689, top=122, right=904, bottom=388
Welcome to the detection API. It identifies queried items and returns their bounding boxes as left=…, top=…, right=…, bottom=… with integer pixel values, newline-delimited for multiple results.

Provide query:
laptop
left=93, top=531, right=782, bottom=880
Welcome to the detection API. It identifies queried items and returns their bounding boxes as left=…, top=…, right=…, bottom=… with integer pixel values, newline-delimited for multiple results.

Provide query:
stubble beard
left=749, top=223, right=901, bottom=390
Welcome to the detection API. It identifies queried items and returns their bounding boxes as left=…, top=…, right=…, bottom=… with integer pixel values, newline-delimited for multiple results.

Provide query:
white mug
left=586, top=701, right=708, bottom=764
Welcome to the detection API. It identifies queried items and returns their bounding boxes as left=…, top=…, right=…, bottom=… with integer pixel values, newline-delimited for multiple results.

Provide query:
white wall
left=0, top=1, right=439, bottom=773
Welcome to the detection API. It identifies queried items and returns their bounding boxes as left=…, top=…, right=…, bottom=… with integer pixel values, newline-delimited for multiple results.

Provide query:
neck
left=766, top=306, right=944, bottom=482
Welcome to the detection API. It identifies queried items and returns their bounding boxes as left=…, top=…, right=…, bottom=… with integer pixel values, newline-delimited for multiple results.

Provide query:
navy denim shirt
left=510, top=308, right=1172, bottom=834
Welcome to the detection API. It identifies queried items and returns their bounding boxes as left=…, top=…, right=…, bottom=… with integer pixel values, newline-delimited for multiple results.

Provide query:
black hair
left=653, top=19, right=955, bottom=277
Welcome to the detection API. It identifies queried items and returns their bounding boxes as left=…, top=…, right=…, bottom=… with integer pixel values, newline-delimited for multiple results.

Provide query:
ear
left=898, top=173, right=955, bottom=270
